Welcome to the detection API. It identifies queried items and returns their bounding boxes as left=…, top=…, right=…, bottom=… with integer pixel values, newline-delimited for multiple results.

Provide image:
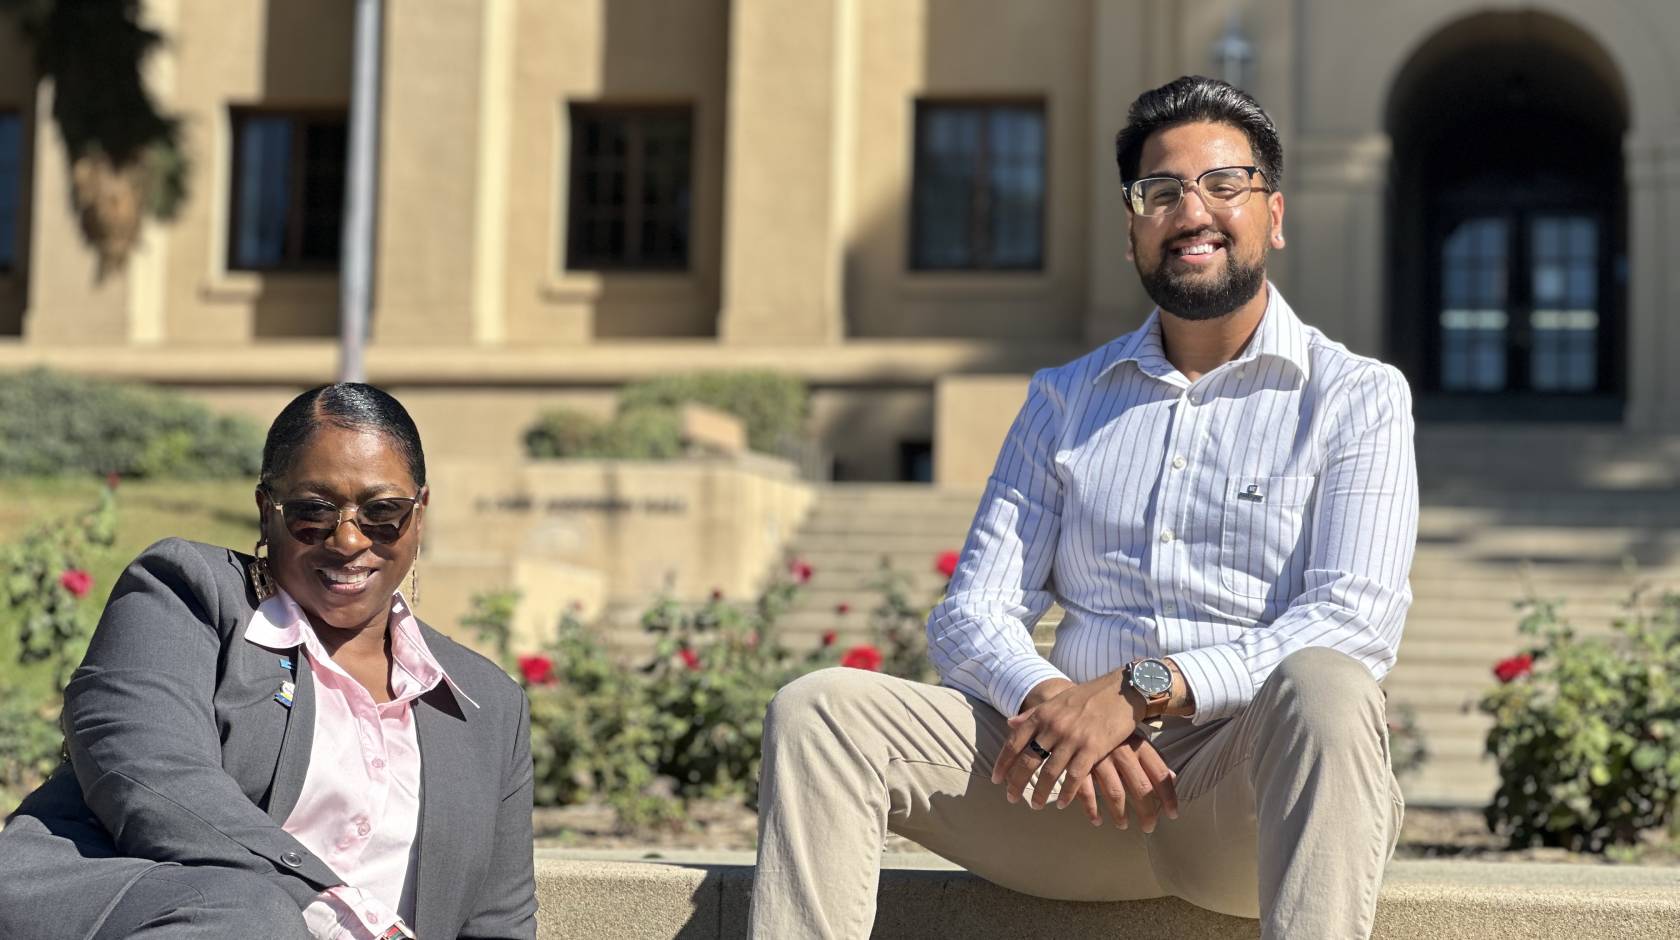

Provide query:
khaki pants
left=750, top=647, right=1405, bottom=939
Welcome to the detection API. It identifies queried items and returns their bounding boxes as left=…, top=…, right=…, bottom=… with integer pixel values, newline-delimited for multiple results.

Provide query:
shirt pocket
left=1218, top=474, right=1317, bottom=601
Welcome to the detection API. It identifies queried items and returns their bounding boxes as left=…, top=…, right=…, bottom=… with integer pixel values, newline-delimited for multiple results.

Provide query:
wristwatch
left=1123, top=658, right=1174, bottom=718
left=377, top=923, right=417, bottom=940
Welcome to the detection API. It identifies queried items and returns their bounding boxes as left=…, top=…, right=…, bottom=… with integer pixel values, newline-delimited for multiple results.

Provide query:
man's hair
left=1114, top=76, right=1283, bottom=191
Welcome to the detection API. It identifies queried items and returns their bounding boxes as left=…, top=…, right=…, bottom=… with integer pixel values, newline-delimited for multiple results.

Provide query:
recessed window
left=911, top=100, right=1046, bottom=271
left=228, top=109, right=347, bottom=271
left=0, top=111, right=20, bottom=271
left=565, top=105, right=693, bottom=271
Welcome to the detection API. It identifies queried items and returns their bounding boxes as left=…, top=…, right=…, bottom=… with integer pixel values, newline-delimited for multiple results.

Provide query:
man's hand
left=1065, top=735, right=1180, bottom=832
left=991, top=669, right=1141, bottom=810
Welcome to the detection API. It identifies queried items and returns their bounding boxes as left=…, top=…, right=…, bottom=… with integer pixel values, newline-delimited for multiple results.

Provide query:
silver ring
left=1027, top=738, right=1052, bottom=760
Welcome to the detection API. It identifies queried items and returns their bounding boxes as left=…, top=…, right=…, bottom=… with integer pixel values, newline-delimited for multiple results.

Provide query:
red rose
left=1493, top=653, right=1533, bottom=684
left=789, top=559, right=814, bottom=585
left=821, top=630, right=838, bottom=647
left=59, top=569, right=92, bottom=599
left=710, top=588, right=724, bottom=602
left=935, top=550, right=960, bottom=579
left=835, top=602, right=851, bottom=616
left=104, top=471, right=121, bottom=491
left=517, top=654, right=556, bottom=686
left=679, top=648, right=702, bottom=671
left=841, top=644, right=883, bottom=671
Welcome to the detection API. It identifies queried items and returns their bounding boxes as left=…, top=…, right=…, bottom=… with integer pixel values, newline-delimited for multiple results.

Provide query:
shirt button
left=371, top=758, right=386, bottom=770
left=1163, top=601, right=1177, bottom=614
left=1237, top=367, right=1249, bottom=379
left=1171, top=455, right=1186, bottom=470
left=366, top=911, right=380, bottom=925
left=357, top=821, right=372, bottom=837
left=1159, top=529, right=1175, bottom=543
left=280, top=851, right=304, bottom=868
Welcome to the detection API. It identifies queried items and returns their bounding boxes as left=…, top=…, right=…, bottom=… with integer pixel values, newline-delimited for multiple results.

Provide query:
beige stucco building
left=2, top=1, right=1677, bottom=480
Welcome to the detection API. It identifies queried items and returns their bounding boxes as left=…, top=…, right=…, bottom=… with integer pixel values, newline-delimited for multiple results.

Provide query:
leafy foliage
left=0, top=486, right=118, bottom=805
left=1481, top=589, right=1680, bottom=852
left=0, top=369, right=263, bottom=479
left=523, top=371, right=808, bottom=460
left=0, top=0, right=189, bottom=271
left=617, top=371, right=809, bottom=454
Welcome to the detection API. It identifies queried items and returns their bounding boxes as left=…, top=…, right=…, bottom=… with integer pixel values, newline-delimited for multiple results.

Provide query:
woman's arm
left=456, top=694, right=538, bottom=939
left=63, top=538, right=344, bottom=908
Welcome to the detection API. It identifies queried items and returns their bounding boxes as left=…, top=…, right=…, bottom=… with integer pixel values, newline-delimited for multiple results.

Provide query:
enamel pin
left=274, top=680, right=296, bottom=709
left=1237, top=483, right=1265, bottom=502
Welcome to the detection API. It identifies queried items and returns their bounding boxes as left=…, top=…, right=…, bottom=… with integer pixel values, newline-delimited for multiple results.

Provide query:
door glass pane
left=0, top=113, right=18, bottom=269
left=1439, top=217, right=1508, bottom=391
left=1530, top=215, right=1598, bottom=392
left=985, top=107, right=1044, bottom=268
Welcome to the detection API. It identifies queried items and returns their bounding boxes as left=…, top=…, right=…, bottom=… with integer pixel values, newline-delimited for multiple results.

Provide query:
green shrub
left=1480, top=589, right=1680, bottom=852
left=522, top=407, right=682, bottom=460
left=618, top=371, right=809, bottom=454
left=590, top=407, right=683, bottom=460
left=522, top=371, right=811, bottom=460
left=0, top=369, right=263, bottom=479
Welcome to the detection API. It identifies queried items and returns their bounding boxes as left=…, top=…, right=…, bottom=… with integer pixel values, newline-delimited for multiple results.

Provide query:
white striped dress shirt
left=927, top=285, right=1418, bottom=724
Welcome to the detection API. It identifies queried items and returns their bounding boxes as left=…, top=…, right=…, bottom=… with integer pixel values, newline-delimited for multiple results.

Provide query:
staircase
left=774, top=427, right=1680, bottom=809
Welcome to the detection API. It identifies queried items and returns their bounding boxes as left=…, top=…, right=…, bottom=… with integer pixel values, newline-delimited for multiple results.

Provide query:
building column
left=370, top=0, right=485, bottom=346
left=1624, top=136, right=1678, bottom=431
left=21, top=81, right=133, bottom=346
left=1280, top=132, right=1390, bottom=357
left=716, top=0, right=853, bottom=345
left=1083, top=0, right=1154, bottom=346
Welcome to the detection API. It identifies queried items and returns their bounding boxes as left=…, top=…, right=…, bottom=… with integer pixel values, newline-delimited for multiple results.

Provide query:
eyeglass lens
left=1132, top=167, right=1257, bottom=215
left=277, top=498, right=416, bottom=545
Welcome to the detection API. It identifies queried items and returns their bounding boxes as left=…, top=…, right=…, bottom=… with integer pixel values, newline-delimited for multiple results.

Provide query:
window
left=911, top=100, right=1045, bottom=271
left=0, top=111, right=20, bottom=271
left=566, top=105, right=693, bottom=271
left=228, top=109, right=347, bottom=271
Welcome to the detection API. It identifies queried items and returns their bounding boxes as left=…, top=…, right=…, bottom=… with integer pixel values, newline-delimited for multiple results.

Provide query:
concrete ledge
left=534, top=850, right=1680, bottom=939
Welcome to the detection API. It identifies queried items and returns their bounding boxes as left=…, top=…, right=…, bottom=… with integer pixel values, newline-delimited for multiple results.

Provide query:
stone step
left=532, top=852, right=1680, bottom=939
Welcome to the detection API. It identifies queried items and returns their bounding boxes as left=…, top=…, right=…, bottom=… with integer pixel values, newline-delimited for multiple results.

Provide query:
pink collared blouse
left=244, top=591, right=475, bottom=940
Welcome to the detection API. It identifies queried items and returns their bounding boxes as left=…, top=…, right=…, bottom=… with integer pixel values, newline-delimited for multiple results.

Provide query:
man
left=751, top=76, right=1416, bottom=939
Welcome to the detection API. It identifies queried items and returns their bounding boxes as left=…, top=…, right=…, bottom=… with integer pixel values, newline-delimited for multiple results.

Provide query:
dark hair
left=1114, top=75, right=1283, bottom=192
left=259, top=383, right=426, bottom=490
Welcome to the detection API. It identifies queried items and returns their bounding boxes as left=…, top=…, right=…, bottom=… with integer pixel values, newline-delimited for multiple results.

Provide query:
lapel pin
left=274, top=680, right=296, bottom=709
left=1237, top=483, right=1265, bottom=503
left=279, top=656, right=294, bottom=672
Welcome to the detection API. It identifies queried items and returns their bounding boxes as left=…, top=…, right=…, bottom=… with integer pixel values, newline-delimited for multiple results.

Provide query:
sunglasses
left=263, top=490, right=423, bottom=545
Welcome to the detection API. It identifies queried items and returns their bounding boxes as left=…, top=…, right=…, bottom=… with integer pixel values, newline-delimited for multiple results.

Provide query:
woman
left=0, top=384, right=537, bottom=940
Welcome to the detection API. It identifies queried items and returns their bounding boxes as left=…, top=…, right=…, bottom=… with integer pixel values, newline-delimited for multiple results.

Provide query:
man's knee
left=766, top=666, right=884, bottom=732
left=1260, top=647, right=1384, bottom=743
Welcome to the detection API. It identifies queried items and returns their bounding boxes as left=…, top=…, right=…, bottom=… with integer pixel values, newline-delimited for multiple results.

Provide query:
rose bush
left=1481, top=590, right=1680, bottom=852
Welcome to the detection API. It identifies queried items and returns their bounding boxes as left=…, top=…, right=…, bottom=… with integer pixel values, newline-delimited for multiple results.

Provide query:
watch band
left=377, top=923, right=416, bottom=940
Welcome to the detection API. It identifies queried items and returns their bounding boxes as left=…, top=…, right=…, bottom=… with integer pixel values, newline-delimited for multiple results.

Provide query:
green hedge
left=0, top=369, right=264, bottom=479
left=525, top=371, right=809, bottom=460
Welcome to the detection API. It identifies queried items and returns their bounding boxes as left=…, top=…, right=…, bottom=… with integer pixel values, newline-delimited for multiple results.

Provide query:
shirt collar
left=1094, top=283, right=1312, bottom=385
left=243, top=589, right=479, bottom=709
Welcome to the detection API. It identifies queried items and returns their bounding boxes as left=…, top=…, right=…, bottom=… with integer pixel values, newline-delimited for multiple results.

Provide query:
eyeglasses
left=1123, top=165, right=1269, bottom=218
left=262, top=490, right=423, bottom=545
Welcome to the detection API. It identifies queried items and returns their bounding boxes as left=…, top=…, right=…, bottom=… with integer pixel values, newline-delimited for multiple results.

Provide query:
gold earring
left=408, top=565, right=420, bottom=606
left=250, top=537, right=277, bottom=602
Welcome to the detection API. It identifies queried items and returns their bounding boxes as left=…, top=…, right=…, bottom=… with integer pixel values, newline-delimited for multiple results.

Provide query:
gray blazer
left=0, top=538, right=538, bottom=940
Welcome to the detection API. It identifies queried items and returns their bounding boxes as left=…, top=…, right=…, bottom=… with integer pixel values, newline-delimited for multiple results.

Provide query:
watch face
left=1131, top=659, right=1174, bottom=696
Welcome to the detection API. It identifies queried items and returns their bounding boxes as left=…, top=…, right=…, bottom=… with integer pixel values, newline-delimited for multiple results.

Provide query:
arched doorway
left=1387, top=12, right=1628, bottom=421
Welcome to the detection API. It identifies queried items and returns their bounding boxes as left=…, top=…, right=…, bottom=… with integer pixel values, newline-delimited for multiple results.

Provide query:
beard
left=1136, top=230, right=1267, bottom=322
